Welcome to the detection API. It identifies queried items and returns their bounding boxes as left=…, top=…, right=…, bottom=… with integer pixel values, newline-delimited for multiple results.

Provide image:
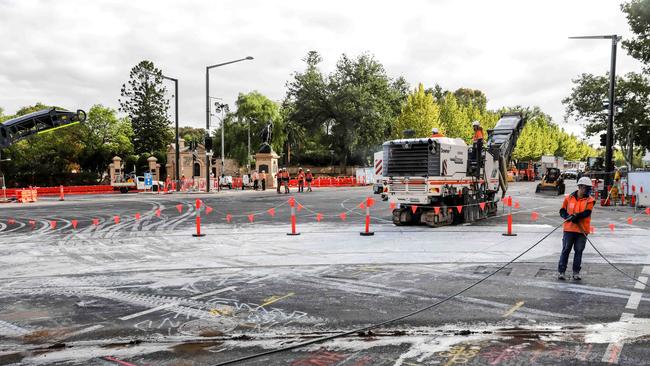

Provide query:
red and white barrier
left=287, top=197, right=300, bottom=236
left=360, top=197, right=375, bottom=236
left=192, top=199, right=206, bottom=237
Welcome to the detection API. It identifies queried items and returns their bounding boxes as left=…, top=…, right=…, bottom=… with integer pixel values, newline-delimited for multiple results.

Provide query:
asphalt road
left=0, top=182, right=649, bottom=365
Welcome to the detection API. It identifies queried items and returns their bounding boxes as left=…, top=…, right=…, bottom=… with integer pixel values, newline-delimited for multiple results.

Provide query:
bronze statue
left=258, top=121, right=273, bottom=153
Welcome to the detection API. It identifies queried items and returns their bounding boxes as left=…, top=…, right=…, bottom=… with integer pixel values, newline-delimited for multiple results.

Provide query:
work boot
left=558, top=272, right=566, bottom=280
left=572, top=273, right=582, bottom=281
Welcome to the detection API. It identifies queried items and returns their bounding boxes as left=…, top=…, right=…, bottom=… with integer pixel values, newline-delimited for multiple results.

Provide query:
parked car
left=562, top=169, right=578, bottom=179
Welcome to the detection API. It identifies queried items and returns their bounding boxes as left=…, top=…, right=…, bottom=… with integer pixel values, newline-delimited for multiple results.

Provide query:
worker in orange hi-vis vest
left=430, top=127, right=444, bottom=138
left=557, top=176, right=595, bottom=281
left=297, top=168, right=305, bottom=193
left=305, top=169, right=314, bottom=192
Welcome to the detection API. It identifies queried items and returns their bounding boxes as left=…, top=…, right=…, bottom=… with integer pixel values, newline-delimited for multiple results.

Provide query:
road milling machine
left=384, top=113, right=526, bottom=227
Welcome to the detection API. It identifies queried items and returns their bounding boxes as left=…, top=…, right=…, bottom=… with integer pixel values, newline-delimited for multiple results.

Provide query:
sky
left=0, top=0, right=645, bottom=143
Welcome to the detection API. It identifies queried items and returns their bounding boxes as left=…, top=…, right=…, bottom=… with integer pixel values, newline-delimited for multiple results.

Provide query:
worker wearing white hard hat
left=557, top=175, right=595, bottom=281
left=430, top=127, right=444, bottom=138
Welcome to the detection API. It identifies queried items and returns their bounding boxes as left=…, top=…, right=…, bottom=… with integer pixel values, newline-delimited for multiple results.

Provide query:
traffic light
left=599, top=133, right=607, bottom=147
left=205, top=136, right=213, bottom=151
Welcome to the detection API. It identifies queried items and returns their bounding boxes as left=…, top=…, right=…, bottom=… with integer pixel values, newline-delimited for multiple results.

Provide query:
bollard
left=502, top=196, right=517, bottom=236
left=59, top=185, right=64, bottom=201
left=360, top=197, right=375, bottom=236
left=287, top=197, right=300, bottom=236
left=192, top=199, right=206, bottom=237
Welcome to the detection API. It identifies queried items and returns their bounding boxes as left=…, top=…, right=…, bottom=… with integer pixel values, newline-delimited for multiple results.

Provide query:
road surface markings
left=260, top=292, right=295, bottom=308
left=625, top=292, right=642, bottom=310
left=602, top=265, right=649, bottom=364
left=67, top=324, right=104, bottom=337
left=119, top=303, right=176, bottom=321
left=247, top=274, right=279, bottom=284
left=502, top=300, right=525, bottom=317
left=191, top=286, right=237, bottom=299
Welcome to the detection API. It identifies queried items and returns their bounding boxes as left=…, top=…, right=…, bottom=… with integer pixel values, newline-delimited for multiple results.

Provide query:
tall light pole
left=205, top=56, right=254, bottom=192
left=569, top=35, right=620, bottom=196
left=143, top=70, right=180, bottom=191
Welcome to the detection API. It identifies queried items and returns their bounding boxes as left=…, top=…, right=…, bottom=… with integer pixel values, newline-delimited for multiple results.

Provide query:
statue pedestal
left=255, top=151, right=279, bottom=188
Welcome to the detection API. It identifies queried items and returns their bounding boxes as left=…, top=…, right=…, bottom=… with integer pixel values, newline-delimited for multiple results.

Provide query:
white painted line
left=602, top=341, right=623, bottom=364
left=67, top=324, right=104, bottom=337
left=635, top=276, right=648, bottom=291
left=642, top=266, right=650, bottom=275
left=190, top=286, right=237, bottom=299
left=620, top=312, right=635, bottom=321
left=119, top=303, right=176, bottom=320
left=625, top=292, right=642, bottom=310
left=247, top=274, right=278, bottom=284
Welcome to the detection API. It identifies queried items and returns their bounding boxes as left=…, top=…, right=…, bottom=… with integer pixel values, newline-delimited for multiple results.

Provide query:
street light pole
left=205, top=56, right=254, bottom=192
left=142, top=70, right=180, bottom=191
left=569, top=35, right=621, bottom=195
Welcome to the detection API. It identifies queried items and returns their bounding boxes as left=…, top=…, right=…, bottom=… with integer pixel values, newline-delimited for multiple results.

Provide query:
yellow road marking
left=260, top=292, right=295, bottom=308
left=502, top=300, right=525, bottom=317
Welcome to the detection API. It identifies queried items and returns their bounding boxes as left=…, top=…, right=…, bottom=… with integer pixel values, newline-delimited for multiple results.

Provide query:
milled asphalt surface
left=0, top=182, right=649, bottom=365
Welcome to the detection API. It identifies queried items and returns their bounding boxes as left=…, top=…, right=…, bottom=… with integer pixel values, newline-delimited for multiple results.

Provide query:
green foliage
left=284, top=51, right=407, bottom=165
left=439, top=93, right=473, bottom=143
left=392, top=83, right=439, bottom=138
left=75, top=104, right=134, bottom=179
left=562, top=72, right=650, bottom=159
left=119, top=60, right=172, bottom=155
left=178, top=127, right=206, bottom=145
left=621, top=0, right=650, bottom=70
left=512, top=115, right=597, bottom=162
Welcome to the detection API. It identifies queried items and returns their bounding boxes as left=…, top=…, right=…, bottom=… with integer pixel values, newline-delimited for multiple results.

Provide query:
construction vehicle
left=111, top=173, right=162, bottom=193
left=535, top=167, right=565, bottom=195
left=515, top=161, right=538, bottom=181
left=1, top=108, right=86, bottom=148
left=372, top=151, right=384, bottom=194
left=384, top=113, right=526, bottom=227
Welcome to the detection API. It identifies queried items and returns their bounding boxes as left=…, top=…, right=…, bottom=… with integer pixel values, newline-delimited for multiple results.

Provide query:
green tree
left=438, top=93, right=472, bottom=142
left=393, top=83, right=440, bottom=138
left=453, top=88, right=487, bottom=110
left=119, top=60, right=172, bottom=155
left=621, top=0, right=650, bottom=70
left=178, top=127, right=207, bottom=145
left=285, top=51, right=407, bottom=166
left=562, top=72, right=650, bottom=164
left=75, top=105, right=134, bottom=179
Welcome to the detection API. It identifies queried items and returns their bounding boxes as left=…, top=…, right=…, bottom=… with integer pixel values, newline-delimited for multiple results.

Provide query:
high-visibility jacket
left=472, top=128, right=484, bottom=142
left=431, top=133, right=444, bottom=138
left=297, top=172, right=305, bottom=182
left=306, top=173, right=313, bottom=181
left=560, top=191, right=595, bottom=234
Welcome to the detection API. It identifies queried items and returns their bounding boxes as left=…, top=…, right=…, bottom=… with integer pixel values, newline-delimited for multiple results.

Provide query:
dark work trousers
left=277, top=178, right=282, bottom=193
left=253, top=179, right=258, bottom=190
left=261, top=179, right=266, bottom=191
left=298, top=181, right=304, bottom=192
left=558, top=231, right=587, bottom=274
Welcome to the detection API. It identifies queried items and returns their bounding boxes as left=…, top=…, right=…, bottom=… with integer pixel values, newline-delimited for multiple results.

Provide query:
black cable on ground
left=212, top=223, right=565, bottom=366
left=579, top=226, right=648, bottom=287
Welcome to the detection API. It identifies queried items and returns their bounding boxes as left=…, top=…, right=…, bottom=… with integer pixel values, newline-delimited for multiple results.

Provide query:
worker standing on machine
left=558, top=176, right=595, bottom=281
left=430, top=127, right=444, bottom=138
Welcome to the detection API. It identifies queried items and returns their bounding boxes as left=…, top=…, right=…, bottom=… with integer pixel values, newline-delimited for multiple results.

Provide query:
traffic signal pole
left=604, top=36, right=619, bottom=197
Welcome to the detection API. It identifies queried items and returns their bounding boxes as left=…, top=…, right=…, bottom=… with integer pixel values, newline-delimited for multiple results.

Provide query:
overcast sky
left=0, top=0, right=644, bottom=142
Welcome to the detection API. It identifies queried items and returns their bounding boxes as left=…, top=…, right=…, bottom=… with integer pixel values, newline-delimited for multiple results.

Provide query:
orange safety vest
left=562, top=193, right=595, bottom=234
left=472, top=129, right=484, bottom=142
left=297, top=172, right=305, bottom=181
left=431, top=133, right=444, bottom=138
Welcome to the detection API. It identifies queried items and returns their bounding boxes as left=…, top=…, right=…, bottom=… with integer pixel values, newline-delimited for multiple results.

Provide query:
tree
left=621, top=0, right=650, bottom=70
left=178, top=127, right=207, bottom=145
left=75, top=105, right=134, bottom=179
left=438, top=93, right=472, bottom=143
left=119, top=60, right=172, bottom=155
left=393, top=83, right=440, bottom=138
left=453, top=88, right=487, bottom=110
left=562, top=72, right=650, bottom=165
left=284, top=51, right=407, bottom=166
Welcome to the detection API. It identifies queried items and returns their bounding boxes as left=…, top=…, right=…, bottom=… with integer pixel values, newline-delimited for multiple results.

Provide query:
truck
left=112, top=173, right=162, bottom=193
left=540, top=155, right=564, bottom=177
left=384, top=113, right=526, bottom=227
